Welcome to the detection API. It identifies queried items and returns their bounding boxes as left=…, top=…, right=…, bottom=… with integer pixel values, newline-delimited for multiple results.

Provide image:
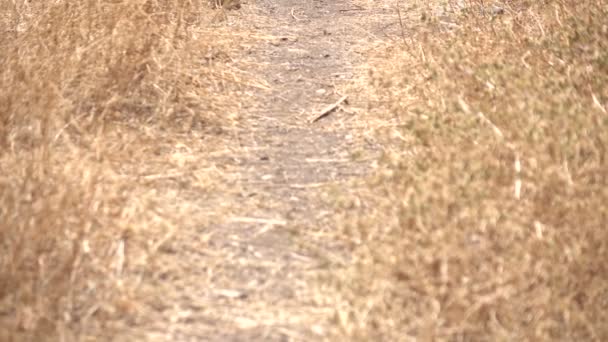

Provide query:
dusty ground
left=102, top=0, right=395, bottom=340
left=4, top=0, right=606, bottom=341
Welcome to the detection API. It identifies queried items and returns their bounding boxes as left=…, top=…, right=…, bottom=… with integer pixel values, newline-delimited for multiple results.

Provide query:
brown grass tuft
left=0, top=0, right=238, bottom=339
left=334, top=0, right=608, bottom=340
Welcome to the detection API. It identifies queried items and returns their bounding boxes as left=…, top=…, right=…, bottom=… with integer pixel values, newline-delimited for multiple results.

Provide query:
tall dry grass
left=334, top=0, right=608, bottom=340
left=0, top=1, right=234, bottom=340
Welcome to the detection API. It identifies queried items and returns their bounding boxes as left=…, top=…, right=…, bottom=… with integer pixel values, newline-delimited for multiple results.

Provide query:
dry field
left=331, top=0, right=608, bottom=340
left=0, top=1, right=243, bottom=340
left=1, top=0, right=607, bottom=341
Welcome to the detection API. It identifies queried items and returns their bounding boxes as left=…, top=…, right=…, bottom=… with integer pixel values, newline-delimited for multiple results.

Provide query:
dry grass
left=333, top=0, right=608, bottom=340
left=0, top=1, right=240, bottom=340
left=3, top=0, right=607, bottom=340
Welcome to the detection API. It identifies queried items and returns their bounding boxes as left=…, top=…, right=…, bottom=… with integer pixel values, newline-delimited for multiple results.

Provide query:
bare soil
left=105, top=1, right=392, bottom=340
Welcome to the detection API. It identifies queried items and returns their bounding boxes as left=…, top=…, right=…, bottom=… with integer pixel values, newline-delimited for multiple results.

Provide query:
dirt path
left=118, top=1, right=395, bottom=340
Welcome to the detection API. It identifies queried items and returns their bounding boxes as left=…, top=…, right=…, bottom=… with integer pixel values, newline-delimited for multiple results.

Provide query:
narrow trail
left=123, top=1, right=395, bottom=340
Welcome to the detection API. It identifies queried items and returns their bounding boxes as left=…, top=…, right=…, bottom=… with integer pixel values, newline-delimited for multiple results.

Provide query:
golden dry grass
left=0, top=1, right=241, bottom=340
left=3, top=0, right=607, bottom=340
left=332, top=0, right=608, bottom=340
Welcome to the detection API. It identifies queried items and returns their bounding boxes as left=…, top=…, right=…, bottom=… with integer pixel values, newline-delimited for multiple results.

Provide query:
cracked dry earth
left=116, top=1, right=397, bottom=340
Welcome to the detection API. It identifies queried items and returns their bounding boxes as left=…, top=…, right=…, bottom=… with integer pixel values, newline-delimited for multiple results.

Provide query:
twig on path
left=310, top=95, right=349, bottom=123
left=339, top=4, right=365, bottom=12
left=396, top=3, right=407, bottom=46
left=230, top=217, right=287, bottom=226
left=291, top=8, right=303, bottom=21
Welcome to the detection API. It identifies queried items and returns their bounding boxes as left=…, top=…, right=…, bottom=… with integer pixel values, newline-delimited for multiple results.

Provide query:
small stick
left=291, top=8, right=302, bottom=21
left=311, top=95, right=348, bottom=123
left=231, top=217, right=287, bottom=226
left=514, top=153, right=522, bottom=200
left=396, top=3, right=407, bottom=46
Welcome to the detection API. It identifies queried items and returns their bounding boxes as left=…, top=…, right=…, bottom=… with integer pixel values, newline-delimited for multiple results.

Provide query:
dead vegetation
left=332, top=0, right=608, bottom=340
left=0, top=0, right=240, bottom=340
left=2, top=0, right=607, bottom=340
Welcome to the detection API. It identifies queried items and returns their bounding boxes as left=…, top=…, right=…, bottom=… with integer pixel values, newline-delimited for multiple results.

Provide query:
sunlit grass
left=334, top=0, right=608, bottom=340
left=0, top=1, right=236, bottom=339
